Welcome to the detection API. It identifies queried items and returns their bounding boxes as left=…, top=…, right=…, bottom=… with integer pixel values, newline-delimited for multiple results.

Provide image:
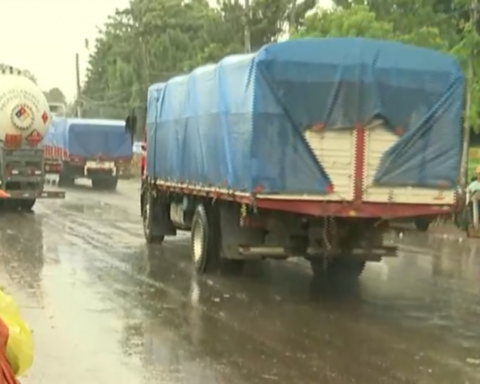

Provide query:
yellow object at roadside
left=0, top=290, right=33, bottom=376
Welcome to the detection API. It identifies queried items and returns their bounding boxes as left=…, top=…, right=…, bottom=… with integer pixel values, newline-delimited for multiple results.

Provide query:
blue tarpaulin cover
left=146, top=37, right=465, bottom=194
left=44, top=118, right=133, bottom=158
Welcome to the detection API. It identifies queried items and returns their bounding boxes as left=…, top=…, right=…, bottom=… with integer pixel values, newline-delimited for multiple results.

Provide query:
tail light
left=5, top=167, right=18, bottom=176
left=69, top=156, right=83, bottom=163
left=4, top=134, right=21, bottom=148
left=45, top=164, right=61, bottom=173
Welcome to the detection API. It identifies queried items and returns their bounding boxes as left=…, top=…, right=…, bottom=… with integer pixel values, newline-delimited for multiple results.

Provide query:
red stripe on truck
left=353, top=124, right=366, bottom=204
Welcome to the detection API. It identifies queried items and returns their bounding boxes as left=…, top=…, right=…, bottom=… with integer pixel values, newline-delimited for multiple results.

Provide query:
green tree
left=43, top=87, right=66, bottom=104
left=81, top=0, right=318, bottom=120
left=327, top=0, right=480, bottom=130
left=294, top=4, right=453, bottom=50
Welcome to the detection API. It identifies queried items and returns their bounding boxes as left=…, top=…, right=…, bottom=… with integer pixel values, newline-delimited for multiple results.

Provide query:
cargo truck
left=0, top=66, right=65, bottom=210
left=44, top=118, right=133, bottom=190
left=127, top=38, right=465, bottom=277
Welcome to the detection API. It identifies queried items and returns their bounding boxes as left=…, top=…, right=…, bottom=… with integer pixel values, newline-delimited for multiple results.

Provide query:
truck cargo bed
left=304, top=121, right=455, bottom=205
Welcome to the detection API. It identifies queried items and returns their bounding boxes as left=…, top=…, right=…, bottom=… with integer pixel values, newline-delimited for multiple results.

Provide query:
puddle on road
left=61, top=200, right=124, bottom=217
left=0, top=210, right=479, bottom=383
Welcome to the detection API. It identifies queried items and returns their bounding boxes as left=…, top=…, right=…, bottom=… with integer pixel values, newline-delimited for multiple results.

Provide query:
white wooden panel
left=363, top=122, right=455, bottom=204
left=303, top=129, right=355, bottom=201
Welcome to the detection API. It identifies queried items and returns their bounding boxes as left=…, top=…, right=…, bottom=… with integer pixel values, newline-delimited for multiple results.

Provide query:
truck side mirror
left=125, top=114, right=137, bottom=142
left=125, top=115, right=131, bottom=133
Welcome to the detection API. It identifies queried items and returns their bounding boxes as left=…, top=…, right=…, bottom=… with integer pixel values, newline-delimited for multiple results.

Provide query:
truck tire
left=58, top=174, right=74, bottom=187
left=191, top=204, right=220, bottom=274
left=414, top=218, right=430, bottom=232
left=91, top=179, right=102, bottom=189
left=190, top=203, right=244, bottom=275
left=19, top=199, right=36, bottom=211
left=309, top=258, right=366, bottom=279
left=142, top=192, right=165, bottom=244
left=106, top=178, right=118, bottom=190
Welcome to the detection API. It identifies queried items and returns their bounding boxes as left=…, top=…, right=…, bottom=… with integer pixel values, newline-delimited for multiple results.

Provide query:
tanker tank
left=0, top=67, right=51, bottom=144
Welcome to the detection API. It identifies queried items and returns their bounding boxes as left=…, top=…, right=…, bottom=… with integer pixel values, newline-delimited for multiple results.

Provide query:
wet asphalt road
left=0, top=180, right=480, bottom=384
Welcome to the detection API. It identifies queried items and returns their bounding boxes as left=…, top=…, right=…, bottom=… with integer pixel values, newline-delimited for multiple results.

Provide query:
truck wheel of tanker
left=414, top=218, right=430, bottom=232
left=19, top=199, right=36, bottom=211
left=309, top=258, right=366, bottom=279
left=142, top=192, right=165, bottom=244
left=0, top=200, right=16, bottom=211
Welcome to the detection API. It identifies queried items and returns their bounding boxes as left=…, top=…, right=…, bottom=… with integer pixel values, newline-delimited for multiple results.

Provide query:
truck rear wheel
left=91, top=179, right=102, bottom=189
left=58, top=174, right=74, bottom=187
left=92, top=178, right=117, bottom=190
left=19, top=199, right=36, bottom=211
left=190, top=203, right=244, bottom=275
left=414, top=218, right=430, bottom=232
left=191, top=204, right=220, bottom=274
left=106, top=178, right=118, bottom=190
left=142, top=192, right=165, bottom=244
left=309, top=258, right=366, bottom=279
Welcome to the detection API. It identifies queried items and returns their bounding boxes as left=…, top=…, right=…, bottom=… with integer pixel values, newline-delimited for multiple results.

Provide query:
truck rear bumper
left=237, top=244, right=398, bottom=261
left=0, top=190, right=65, bottom=199
left=251, top=199, right=456, bottom=218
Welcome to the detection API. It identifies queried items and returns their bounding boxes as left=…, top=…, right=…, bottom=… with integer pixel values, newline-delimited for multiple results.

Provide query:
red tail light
left=5, top=167, right=20, bottom=176
left=69, top=156, right=83, bottom=163
left=45, top=164, right=61, bottom=173
left=4, top=134, right=21, bottom=148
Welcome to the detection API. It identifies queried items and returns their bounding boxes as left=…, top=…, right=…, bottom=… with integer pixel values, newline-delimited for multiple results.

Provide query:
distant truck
left=0, top=66, right=65, bottom=210
left=127, top=38, right=465, bottom=278
left=43, top=118, right=133, bottom=190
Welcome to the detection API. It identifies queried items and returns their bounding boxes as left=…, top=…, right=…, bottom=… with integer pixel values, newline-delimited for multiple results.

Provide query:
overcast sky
left=0, top=0, right=332, bottom=102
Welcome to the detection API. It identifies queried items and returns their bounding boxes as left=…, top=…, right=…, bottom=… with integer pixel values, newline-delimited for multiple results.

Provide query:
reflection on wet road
left=0, top=180, right=479, bottom=384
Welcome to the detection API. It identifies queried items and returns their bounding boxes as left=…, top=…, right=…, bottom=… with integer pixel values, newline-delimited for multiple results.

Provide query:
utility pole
left=461, top=0, right=478, bottom=187
left=244, top=0, right=251, bottom=53
left=289, top=0, right=297, bottom=32
left=75, top=53, right=82, bottom=118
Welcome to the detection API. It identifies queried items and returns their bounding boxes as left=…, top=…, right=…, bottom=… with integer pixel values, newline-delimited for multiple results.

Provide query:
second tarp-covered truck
left=0, top=66, right=65, bottom=210
left=130, top=37, right=464, bottom=277
left=44, top=118, right=133, bottom=189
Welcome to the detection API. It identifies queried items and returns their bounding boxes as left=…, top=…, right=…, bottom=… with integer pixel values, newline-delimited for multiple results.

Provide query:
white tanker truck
left=0, top=66, right=65, bottom=210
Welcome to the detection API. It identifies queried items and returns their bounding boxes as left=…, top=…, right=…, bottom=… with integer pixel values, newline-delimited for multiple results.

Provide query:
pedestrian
left=0, top=316, right=16, bottom=384
left=468, top=165, right=480, bottom=195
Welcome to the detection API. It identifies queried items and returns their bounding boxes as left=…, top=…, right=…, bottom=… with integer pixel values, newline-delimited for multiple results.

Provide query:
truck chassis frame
left=140, top=178, right=413, bottom=278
